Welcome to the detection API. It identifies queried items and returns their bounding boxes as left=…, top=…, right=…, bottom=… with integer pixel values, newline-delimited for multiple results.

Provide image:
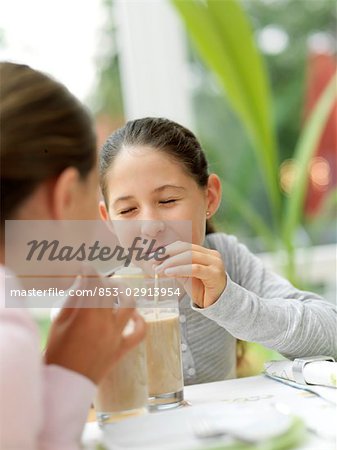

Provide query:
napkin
left=264, top=359, right=337, bottom=388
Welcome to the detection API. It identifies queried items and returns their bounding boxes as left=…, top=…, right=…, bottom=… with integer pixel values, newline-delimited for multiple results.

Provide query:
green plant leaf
left=282, top=72, right=337, bottom=248
left=172, top=0, right=280, bottom=223
left=206, top=0, right=278, bottom=198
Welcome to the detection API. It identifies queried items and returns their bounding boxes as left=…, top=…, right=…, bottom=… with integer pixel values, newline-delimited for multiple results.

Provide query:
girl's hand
left=45, top=274, right=146, bottom=385
left=155, top=241, right=227, bottom=309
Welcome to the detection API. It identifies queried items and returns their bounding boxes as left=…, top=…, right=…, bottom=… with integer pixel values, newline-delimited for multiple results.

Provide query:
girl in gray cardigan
left=99, top=117, right=336, bottom=385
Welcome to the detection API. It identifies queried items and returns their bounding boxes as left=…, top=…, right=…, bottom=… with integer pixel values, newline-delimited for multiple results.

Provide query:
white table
left=83, top=375, right=336, bottom=450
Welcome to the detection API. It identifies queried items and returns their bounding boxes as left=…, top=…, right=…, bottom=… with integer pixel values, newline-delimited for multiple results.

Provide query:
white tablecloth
left=83, top=375, right=337, bottom=450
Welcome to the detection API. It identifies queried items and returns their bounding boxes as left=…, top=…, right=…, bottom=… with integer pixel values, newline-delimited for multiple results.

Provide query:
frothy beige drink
left=94, top=326, right=148, bottom=424
left=144, top=310, right=184, bottom=406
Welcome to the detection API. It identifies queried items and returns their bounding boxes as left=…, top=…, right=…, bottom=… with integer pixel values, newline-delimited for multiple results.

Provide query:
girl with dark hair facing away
left=0, top=62, right=145, bottom=450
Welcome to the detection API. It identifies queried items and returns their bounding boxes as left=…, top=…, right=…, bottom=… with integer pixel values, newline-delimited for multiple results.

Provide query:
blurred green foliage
left=36, top=317, right=50, bottom=351
left=87, top=0, right=124, bottom=118
left=245, top=0, right=336, bottom=161
left=186, top=0, right=336, bottom=249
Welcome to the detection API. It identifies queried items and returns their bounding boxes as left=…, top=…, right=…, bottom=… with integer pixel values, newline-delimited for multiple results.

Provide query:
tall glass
left=94, top=319, right=148, bottom=425
left=141, top=277, right=184, bottom=411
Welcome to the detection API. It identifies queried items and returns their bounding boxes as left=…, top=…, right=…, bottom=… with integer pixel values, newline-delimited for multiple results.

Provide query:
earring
left=206, top=211, right=211, bottom=217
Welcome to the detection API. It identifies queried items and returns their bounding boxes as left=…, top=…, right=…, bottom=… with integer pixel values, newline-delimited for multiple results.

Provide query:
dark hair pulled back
left=0, top=62, right=96, bottom=223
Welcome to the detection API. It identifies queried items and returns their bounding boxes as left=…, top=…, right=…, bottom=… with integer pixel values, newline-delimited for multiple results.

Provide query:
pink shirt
left=0, top=267, right=95, bottom=450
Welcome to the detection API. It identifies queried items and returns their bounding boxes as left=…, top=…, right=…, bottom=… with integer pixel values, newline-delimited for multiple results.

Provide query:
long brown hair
left=0, top=62, right=96, bottom=223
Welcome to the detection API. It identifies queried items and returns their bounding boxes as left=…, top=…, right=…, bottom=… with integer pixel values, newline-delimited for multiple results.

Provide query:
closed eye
left=120, top=207, right=136, bottom=215
left=159, top=199, right=178, bottom=204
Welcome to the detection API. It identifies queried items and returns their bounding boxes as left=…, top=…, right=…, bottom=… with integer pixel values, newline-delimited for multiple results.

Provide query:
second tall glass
left=141, top=277, right=184, bottom=411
